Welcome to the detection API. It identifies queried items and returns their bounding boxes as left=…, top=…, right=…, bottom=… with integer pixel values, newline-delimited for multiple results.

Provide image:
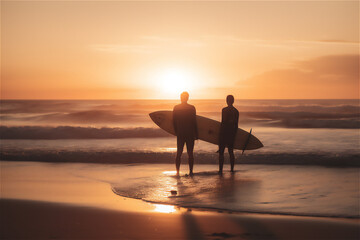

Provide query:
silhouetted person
left=173, top=91, right=198, bottom=175
left=219, top=95, right=239, bottom=173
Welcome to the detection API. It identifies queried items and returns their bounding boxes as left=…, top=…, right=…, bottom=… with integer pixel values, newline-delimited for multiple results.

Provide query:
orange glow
left=1, top=1, right=359, bottom=99
left=156, top=68, right=196, bottom=97
left=0, top=161, right=154, bottom=212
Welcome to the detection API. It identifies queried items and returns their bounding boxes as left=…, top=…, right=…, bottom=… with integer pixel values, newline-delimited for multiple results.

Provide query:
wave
left=1, top=103, right=359, bottom=130
left=263, top=119, right=360, bottom=129
left=1, top=99, right=359, bottom=114
left=240, top=111, right=359, bottom=120
left=1, top=115, right=359, bottom=141
left=0, top=126, right=171, bottom=139
left=1, top=150, right=359, bottom=167
left=1, top=100, right=359, bottom=129
left=1, top=111, right=147, bottom=124
left=1, top=111, right=360, bottom=138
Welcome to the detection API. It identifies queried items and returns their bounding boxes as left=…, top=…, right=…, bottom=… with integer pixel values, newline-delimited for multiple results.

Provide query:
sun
left=157, top=68, right=195, bottom=96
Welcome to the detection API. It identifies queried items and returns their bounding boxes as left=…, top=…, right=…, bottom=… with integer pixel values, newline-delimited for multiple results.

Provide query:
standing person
left=173, top=91, right=198, bottom=176
left=219, top=95, right=239, bottom=173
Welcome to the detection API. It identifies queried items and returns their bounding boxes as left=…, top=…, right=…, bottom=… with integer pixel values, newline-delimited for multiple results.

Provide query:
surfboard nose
left=149, top=111, right=164, bottom=126
left=149, top=112, right=156, bottom=122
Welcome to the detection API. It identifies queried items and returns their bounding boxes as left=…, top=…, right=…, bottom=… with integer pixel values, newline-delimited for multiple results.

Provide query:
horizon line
left=0, top=98, right=358, bottom=101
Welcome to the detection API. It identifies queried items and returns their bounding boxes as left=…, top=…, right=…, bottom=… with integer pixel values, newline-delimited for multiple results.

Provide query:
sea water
left=0, top=99, right=359, bottom=217
left=1, top=99, right=359, bottom=165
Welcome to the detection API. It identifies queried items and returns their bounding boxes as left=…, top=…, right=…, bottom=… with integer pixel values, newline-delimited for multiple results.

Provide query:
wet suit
left=173, top=103, right=198, bottom=175
left=219, top=105, right=239, bottom=172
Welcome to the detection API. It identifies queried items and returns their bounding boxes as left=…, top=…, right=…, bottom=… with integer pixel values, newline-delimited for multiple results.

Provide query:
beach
left=1, top=161, right=359, bottom=239
left=2, top=199, right=359, bottom=240
left=1, top=99, right=359, bottom=239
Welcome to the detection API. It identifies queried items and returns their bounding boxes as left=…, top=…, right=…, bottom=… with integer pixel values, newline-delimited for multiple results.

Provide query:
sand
left=1, top=161, right=359, bottom=239
left=1, top=199, right=359, bottom=240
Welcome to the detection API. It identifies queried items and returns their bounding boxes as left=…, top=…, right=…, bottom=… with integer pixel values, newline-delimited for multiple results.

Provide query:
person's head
left=226, top=95, right=234, bottom=106
left=180, top=91, right=189, bottom=103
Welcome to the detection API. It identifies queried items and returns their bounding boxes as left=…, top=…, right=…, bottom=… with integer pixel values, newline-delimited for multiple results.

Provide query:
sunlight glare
left=153, top=204, right=177, bottom=213
left=162, top=170, right=177, bottom=175
left=157, top=68, right=196, bottom=96
left=160, top=147, right=177, bottom=152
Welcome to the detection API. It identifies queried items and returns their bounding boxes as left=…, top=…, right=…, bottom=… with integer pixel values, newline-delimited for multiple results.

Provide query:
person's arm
left=234, top=109, right=239, bottom=132
left=221, top=108, right=225, bottom=126
left=193, top=107, right=198, bottom=139
left=219, top=108, right=225, bottom=145
left=173, top=107, right=177, bottom=135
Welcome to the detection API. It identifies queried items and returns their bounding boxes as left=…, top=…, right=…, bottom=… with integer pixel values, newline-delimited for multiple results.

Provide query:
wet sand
left=1, top=199, right=359, bottom=240
left=1, top=161, right=359, bottom=239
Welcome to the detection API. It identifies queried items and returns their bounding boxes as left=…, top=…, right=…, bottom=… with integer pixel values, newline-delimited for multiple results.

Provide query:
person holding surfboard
left=219, top=95, right=239, bottom=173
left=173, top=91, right=198, bottom=176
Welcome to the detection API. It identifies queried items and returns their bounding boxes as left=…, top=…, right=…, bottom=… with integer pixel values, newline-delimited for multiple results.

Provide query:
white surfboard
left=149, top=111, right=263, bottom=151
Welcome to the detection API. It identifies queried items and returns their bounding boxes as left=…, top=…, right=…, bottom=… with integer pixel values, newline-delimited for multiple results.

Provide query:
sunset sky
left=1, top=1, right=359, bottom=99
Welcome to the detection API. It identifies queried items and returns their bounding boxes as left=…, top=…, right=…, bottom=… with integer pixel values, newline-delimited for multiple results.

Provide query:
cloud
left=239, top=54, right=359, bottom=98
left=203, top=35, right=359, bottom=48
left=142, top=35, right=204, bottom=47
left=295, top=55, right=359, bottom=82
left=90, top=36, right=358, bottom=55
left=90, top=36, right=205, bottom=54
left=90, top=44, right=159, bottom=54
left=314, top=39, right=359, bottom=44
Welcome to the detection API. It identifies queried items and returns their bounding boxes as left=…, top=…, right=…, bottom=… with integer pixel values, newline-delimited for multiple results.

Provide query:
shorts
left=219, top=132, right=236, bottom=154
left=177, top=136, right=195, bottom=153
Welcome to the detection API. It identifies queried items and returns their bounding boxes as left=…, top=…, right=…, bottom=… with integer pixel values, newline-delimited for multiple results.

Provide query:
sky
left=1, top=1, right=359, bottom=99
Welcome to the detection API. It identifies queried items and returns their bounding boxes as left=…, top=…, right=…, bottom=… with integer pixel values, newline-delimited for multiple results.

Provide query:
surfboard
left=149, top=111, right=263, bottom=151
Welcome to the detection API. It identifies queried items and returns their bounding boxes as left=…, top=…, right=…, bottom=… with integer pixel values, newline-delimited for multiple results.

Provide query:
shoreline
left=1, top=161, right=359, bottom=239
left=1, top=152, right=360, bottom=167
left=121, top=199, right=360, bottom=220
left=110, top=187, right=360, bottom=220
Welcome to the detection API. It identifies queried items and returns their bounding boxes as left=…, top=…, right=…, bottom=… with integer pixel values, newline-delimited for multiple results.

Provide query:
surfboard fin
left=242, top=128, right=252, bottom=155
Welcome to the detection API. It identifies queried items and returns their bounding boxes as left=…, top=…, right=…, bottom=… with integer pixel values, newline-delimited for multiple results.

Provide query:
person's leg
left=176, top=137, right=185, bottom=175
left=186, top=139, right=195, bottom=175
left=228, top=147, right=235, bottom=172
left=218, top=144, right=225, bottom=174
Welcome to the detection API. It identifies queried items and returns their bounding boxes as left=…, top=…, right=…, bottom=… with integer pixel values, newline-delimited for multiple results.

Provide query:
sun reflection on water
left=153, top=204, right=177, bottom=213
left=160, top=147, right=177, bottom=152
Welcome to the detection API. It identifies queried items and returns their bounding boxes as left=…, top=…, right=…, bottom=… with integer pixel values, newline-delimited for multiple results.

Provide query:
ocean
left=1, top=99, right=359, bottom=218
left=1, top=99, right=359, bottom=166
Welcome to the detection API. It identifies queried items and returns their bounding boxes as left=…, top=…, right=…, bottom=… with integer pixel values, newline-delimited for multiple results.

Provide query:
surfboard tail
left=239, top=129, right=263, bottom=151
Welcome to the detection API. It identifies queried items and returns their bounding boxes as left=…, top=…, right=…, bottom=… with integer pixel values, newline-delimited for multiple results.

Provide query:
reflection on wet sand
left=113, top=169, right=261, bottom=213
left=153, top=204, right=177, bottom=213
left=110, top=164, right=359, bottom=218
